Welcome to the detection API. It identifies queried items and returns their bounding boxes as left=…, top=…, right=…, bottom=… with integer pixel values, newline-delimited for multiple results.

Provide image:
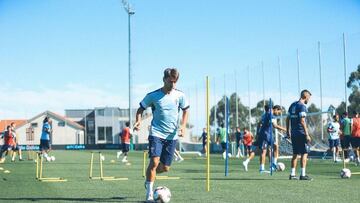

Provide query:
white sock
left=260, top=164, right=265, bottom=170
left=146, top=181, right=154, bottom=195
left=19, top=154, right=22, bottom=159
left=178, top=154, right=183, bottom=159
left=245, top=158, right=250, bottom=163
left=301, top=168, right=306, bottom=176
left=291, top=168, right=296, bottom=176
left=333, top=150, right=336, bottom=161
left=43, top=153, right=49, bottom=158
left=122, top=156, right=127, bottom=161
left=274, top=158, right=278, bottom=164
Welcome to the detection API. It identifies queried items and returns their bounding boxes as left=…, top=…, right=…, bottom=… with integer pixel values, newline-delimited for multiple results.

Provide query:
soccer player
left=40, top=117, right=52, bottom=162
left=0, top=125, right=18, bottom=163
left=351, top=111, right=360, bottom=165
left=217, top=123, right=230, bottom=159
left=10, top=122, right=23, bottom=162
left=242, top=127, right=253, bottom=157
left=327, top=114, right=341, bottom=162
left=286, top=89, right=312, bottom=180
left=340, top=112, right=352, bottom=162
left=117, top=121, right=132, bottom=163
left=133, top=68, right=189, bottom=202
left=199, top=128, right=208, bottom=156
left=257, top=105, right=286, bottom=172
left=235, top=127, right=244, bottom=158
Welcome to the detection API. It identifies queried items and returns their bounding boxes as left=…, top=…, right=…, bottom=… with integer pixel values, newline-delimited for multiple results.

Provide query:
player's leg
left=117, top=143, right=123, bottom=159
left=299, top=136, right=312, bottom=180
left=145, top=136, right=163, bottom=201
left=122, top=143, right=129, bottom=163
left=0, top=145, right=8, bottom=163
left=157, top=139, right=177, bottom=173
left=221, top=143, right=226, bottom=159
left=290, top=136, right=299, bottom=180
left=242, top=145, right=255, bottom=171
left=259, top=142, right=267, bottom=172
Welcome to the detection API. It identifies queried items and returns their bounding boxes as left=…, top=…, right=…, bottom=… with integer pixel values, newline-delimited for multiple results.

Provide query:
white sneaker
left=116, top=151, right=122, bottom=159
left=242, top=161, right=248, bottom=171
left=122, top=159, right=128, bottom=163
left=228, top=153, right=232, bottom=158
left=222, top=152, right=226, bottom=159
left=146, top=192, right=154, bottom=202
left=344, top=158, right=350, bottom=163
left=236, top=154, right=240, bottom=158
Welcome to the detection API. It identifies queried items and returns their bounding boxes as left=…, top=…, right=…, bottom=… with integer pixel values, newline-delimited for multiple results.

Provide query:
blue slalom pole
left=269, top=98, right=274, bottom=176
left=225, top=97, right=229, bottom=177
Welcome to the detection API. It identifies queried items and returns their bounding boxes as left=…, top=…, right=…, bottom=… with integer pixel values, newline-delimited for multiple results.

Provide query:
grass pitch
left=0, top=150, right=359, bottom=202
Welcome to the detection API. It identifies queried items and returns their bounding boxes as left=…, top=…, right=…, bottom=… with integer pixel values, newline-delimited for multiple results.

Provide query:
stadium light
left=121, top=0, right=135, bottom=128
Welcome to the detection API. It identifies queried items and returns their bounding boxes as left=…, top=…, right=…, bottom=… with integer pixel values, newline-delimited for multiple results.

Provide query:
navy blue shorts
left=329, top=139, right=340, bottom=148
left=40, top=139, right=51, bottom=151
left=291, top=135, right=309, bottom=155
left=341, top=136, right=352, bottom=148
left=245, top=145, right=254, bottom=152
left=122, top=143, right=130, bottom=153
left=148, top=136, right=177, bottom=166
left=351, top=137, right=360, bottom=148
left=258, top=136, right=274, bottom=150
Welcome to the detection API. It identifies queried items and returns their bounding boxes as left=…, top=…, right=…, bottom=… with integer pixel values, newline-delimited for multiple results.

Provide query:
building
left=15, top=111, right=84, bottom=146
left=66, top=107, right=140, bottom=144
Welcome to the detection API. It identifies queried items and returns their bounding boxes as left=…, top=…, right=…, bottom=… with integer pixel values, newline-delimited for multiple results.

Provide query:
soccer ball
left=340, top=168, right=351, bottom=179
left=276, top=162, right=285, bottom=171
left=153, top=186, right=171, bottom=203
left=46, top=156, right=52, bottom=162
left=50, top=156, right=56, bottom=162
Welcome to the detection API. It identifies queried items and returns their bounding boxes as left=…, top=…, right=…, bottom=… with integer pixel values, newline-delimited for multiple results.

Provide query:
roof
left=16, top=111, right=84, bottom=130
left=0, top=120, right=27, bottom=131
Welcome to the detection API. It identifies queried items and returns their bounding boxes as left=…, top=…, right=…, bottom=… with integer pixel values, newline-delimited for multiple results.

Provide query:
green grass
left=0, top=150, right=359, bottom=202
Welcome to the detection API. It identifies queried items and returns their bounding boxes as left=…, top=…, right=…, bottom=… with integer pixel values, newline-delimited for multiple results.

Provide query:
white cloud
left=0, top=83, right=158, bottom=119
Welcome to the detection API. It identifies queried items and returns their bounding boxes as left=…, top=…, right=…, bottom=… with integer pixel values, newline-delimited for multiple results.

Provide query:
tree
left=336, top=65, right=360, bottom=116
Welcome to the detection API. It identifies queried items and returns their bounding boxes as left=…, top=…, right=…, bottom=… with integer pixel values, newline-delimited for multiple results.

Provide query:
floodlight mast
left=122, top=0, right=135, bottom=129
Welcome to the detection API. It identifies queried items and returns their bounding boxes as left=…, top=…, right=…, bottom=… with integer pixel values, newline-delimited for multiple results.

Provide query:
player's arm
left=272, top=120, right=286, bottom=132
left=179, top=109, right=189, bottom=137
left=133, top=107, right=144, bottom=131
left=300, top=117, right=311, bottom=143
left=286, top=116, right=291, bottom=139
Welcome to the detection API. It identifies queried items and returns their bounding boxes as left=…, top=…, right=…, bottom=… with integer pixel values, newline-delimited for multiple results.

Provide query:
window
left=106, top=127, right=113, bottom=143
left=58, top=121, right=65, bottom=127
left=31, top=123, right=38, bottom=128
left=87, top=120, right=95, bottom=132
left=26, top=127, right=34, bottom=141
left=97, top=109, right=105, bottom=116
left=98, top=127, right=105, bottom=141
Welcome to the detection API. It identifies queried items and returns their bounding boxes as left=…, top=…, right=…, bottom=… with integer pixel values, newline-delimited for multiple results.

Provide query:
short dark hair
left=273, top=105, right=281, bottom=110
left=300, top=89, right=312, bottom=99
left=163, top=68, right=179, bottom=80
left=125, top=121, right=130, bottom=127
left=10, top=122, right=15, bottom=127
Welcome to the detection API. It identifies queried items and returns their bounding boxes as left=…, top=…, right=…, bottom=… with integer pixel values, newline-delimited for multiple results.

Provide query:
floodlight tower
left=122, top=0, right=135, bottom=128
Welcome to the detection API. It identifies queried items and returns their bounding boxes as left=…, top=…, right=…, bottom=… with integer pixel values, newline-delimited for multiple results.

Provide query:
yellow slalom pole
left=36, top=153, right=39, bottom=179
left=143, top=151, right=147, bottom=177
left=89, top=152, right=94, bottom=178
left=40, top=155, right=43, bottom=179
left=99, top=152, right=104, bottom=179
left=206, top=76, right=210, bottom=192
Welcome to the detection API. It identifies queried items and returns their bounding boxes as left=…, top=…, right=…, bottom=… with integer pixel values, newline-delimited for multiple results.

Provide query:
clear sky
left=1, top=0, right=360, bottom=130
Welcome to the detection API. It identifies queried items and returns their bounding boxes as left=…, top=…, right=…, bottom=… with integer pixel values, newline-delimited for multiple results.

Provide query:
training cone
left=0, top=167, right=4, bottom=171
left=4, top=170, right=10, bottom=173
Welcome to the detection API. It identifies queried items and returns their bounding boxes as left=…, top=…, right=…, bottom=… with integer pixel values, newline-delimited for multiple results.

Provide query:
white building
left=15, top=111, right=84, bottom=145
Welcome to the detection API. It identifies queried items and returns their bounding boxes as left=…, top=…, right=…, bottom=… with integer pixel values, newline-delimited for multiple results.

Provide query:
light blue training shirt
left=140, top=88, right=189, bottom=140
left=41, top=122, right=51, bottom=140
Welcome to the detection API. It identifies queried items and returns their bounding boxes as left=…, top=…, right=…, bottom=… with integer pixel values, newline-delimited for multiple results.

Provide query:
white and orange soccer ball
left=340, top=168, right=351, bottom=179
left=276, top=162, right=285, bottom=171
left=154, top=186, right=171, bottom=203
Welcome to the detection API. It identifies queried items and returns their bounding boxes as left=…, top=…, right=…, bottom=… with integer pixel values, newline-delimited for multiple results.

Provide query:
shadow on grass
left=0, top=197, right=144, bottom=202
left=190, top=177, right=289, bottom=181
